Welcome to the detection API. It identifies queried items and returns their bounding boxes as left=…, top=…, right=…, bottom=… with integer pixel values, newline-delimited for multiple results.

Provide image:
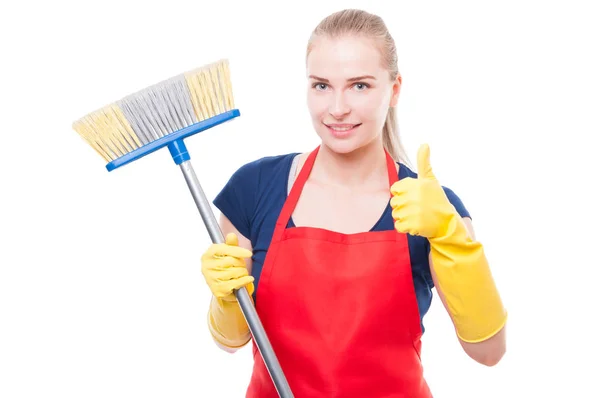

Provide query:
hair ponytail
left=383, top=107, right=411, bottom=166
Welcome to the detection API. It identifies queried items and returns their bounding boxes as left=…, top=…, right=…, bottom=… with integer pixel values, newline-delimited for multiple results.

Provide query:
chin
left=319, top=136, right=366, bottom=155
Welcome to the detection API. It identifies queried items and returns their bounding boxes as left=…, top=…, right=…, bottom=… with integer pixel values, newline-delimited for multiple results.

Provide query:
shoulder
left=397, top=163, right=471, bottom=219
left=214, top=152, right=300, bottom=208
left=213, top=152, right=300, bottom=239
left=229, top=152, right=300, bottom=183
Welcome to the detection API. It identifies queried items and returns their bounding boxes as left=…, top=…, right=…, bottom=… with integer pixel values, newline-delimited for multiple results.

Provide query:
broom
left=72, top=59, right=294, bottom=398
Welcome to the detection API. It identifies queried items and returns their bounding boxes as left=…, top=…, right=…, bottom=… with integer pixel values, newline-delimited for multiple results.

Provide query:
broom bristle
left=73, top=59, right=235, bottom=163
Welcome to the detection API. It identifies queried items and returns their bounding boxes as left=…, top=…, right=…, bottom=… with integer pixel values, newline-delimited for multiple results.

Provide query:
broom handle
left=178, top=160, right=294, bottom=398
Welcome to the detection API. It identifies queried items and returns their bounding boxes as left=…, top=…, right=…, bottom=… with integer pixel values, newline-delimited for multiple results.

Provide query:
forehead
left=307, top=35, right=385, bottom=79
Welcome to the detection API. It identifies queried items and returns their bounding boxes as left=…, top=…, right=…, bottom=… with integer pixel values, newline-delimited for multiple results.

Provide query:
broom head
left=72, top=59, right=239, bottom=171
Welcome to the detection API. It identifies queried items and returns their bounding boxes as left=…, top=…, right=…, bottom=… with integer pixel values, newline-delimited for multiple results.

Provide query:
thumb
left=417, top=144, right=434, bottom=179
left=225, top=232, right=239, bottom=246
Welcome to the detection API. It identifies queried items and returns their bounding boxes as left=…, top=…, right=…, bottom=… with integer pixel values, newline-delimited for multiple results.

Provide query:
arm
left=205, top=213, right=255, bottom=354
left=429, top=217, right=506, bottom=366
left=391, top=144, right=507, bottom=365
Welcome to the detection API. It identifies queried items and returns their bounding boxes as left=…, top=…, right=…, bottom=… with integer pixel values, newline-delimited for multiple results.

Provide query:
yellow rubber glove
left=390, top=144, right=507, bottom=343
left=201, top=233, right=254, bottom=348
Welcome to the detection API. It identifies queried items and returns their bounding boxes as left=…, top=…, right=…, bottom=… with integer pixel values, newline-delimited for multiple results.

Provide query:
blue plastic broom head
left=72, top=59, right=240, bottom=171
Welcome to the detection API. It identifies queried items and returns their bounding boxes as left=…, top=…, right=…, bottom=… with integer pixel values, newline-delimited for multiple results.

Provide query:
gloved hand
left=390, top=144, right=463, bottom=239
left=201, top=232, right=255, bottom=300
left=390, top=144, right=507, bottom=343
left=201, top=233, right=254, bottom=348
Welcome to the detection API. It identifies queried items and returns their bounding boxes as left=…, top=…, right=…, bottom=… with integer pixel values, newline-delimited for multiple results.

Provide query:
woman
left=201, top=9, right=507, bottom=397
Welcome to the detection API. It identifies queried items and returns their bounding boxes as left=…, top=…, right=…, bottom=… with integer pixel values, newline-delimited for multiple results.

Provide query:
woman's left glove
left=390, top=144, right=507, bottom=343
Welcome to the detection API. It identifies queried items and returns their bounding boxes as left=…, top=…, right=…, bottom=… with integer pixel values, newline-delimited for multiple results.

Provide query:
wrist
left=208, top=296, right=251, bottom=348
left=431, top=211, right=471, bottom=245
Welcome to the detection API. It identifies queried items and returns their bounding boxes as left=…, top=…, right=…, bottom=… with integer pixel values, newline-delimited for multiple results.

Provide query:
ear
left=389, top=73, right=402, bottom=107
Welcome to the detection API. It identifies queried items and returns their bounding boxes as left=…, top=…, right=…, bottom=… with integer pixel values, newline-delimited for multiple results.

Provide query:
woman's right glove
left=201, top=233, right=254, bottom=348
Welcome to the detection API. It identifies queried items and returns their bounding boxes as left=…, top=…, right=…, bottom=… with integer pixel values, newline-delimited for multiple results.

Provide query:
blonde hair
left=306, top=9, right=411, bottom=165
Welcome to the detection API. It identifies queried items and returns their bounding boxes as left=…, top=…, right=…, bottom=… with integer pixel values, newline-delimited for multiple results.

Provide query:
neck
left=312, top=138, right=389, bottom=188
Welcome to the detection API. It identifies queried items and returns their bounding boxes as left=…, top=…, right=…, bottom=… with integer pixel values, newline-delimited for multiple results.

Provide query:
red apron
left=246, top=146, right=432, bottom=398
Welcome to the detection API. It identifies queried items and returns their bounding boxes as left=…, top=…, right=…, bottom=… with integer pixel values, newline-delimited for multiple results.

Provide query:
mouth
left=324, top=123, right=361, bottom=137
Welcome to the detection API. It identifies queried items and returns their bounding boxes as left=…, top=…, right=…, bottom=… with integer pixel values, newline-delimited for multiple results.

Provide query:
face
left=306, top=35, right=401, bottom=155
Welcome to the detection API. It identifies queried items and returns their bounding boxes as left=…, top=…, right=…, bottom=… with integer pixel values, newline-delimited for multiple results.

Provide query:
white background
left=1, top=0, right=598, bottom=396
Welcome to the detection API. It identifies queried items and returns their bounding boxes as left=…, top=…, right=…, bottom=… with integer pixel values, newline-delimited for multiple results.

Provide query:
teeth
left=330, top=126, right=354, bottom=131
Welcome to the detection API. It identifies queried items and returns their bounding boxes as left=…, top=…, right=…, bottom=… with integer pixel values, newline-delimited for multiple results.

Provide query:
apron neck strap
left=276, top=145, right=399, bottom=231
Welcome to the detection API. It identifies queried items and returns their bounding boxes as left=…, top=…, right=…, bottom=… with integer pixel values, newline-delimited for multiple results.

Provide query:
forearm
left=429, top=215, right=507, bottom=343
left=431, top=254, right=507, bottom=366
left=459, top=325, right=506, bottom=366
left=207, top=296, right=251, bottom=349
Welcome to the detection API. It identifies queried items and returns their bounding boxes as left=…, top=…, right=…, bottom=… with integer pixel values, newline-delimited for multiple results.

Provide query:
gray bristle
left=118, top=75, right=196, bottom=146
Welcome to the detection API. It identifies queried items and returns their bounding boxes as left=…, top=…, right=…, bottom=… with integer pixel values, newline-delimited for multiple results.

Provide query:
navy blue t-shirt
left=213, top=153, right=471, bottom=333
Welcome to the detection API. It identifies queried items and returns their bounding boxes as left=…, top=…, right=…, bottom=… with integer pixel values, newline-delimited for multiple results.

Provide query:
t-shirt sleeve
left=443, top=186, right=471, bottom=219
left=212, top=162, right=258, bottom=240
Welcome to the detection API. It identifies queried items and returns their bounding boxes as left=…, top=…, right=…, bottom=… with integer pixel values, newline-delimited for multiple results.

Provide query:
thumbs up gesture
left=390, top=144, right=458, bottom=239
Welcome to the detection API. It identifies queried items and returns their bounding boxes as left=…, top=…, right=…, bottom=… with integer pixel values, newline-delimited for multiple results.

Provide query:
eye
left=312, top=83, right=329, bottom=91
left=353, top=82, right=370, bottom=91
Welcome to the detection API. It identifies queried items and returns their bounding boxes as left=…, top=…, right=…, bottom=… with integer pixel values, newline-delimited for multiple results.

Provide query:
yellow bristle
left=107, top=104, right=142, bottom=149
left=185, top=71, right=208, bottom=121
left=219, top=60, right=235, bottom=110
left=197, top=68, right=216, bottom=118
left=204, top=65, right=221, bottom=117
left=209, top=63, right=225, bottom=115
left=72, top=119, right=112, bottom=162
left=73, top=102, right=142, bottom=163
left=185, top=60, right=234, bottom=122
left=89, top=111, right=128, bottom=158
left=98, top=108, right=134, bottom=156
left=78, top=114, right=119, bottom=160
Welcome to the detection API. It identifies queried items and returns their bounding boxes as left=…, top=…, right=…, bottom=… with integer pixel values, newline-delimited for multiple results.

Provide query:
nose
left=329, top=92, right=350, bottom=119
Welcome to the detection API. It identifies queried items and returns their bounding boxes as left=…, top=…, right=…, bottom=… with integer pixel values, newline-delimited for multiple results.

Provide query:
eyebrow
left=308, top=75, right=376, bottom=83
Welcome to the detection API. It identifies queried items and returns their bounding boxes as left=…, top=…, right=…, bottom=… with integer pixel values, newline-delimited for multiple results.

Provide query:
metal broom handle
left=178, top=160, right=294, bottom=398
